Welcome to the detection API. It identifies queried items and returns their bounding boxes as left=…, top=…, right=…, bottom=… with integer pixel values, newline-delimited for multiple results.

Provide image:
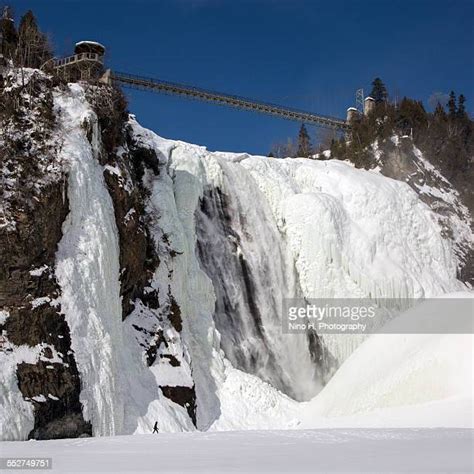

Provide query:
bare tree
left=269, top=138, right=297, bottom=158
left=314, top=128, right=338, bottom=158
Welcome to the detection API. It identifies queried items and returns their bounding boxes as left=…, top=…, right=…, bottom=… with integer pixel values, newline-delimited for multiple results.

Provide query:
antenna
left=356, top=88, right=364, bottom=114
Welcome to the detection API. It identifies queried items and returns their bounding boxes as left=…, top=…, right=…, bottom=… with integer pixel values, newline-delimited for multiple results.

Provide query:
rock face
left=370, top=137, right=473, bottom=286
left=99, top=107, right=198, bottom=428
left=160, top=386, right=197, bottom=426
left=0, top=71, right=197, bottom=439
left=0, top=70, right=91, bottom=439
left=100, top=97, right=197, bottom=426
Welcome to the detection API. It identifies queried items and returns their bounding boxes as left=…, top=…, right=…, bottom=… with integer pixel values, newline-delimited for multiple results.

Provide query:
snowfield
left=2, top=429, right=472, bottom=473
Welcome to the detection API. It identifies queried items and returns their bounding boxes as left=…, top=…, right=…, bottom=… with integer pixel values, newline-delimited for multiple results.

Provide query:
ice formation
left=52, top=90, right=470, bottom=433
left=1, top=81, right=470, bottom=439
left=54, top=85, right=124, bottom=436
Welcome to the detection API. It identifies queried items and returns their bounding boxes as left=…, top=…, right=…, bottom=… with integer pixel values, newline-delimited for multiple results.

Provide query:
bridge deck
left=112, top=71, right=349, bottom=131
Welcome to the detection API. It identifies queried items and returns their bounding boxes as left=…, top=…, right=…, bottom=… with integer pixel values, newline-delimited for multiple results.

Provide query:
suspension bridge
left=50, top=41, right=352, bottom=132
left=111, top=71, right=350, bottom=131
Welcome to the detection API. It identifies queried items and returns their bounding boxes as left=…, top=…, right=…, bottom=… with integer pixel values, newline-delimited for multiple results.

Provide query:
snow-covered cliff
left=0, top=71, right=471, bottom=440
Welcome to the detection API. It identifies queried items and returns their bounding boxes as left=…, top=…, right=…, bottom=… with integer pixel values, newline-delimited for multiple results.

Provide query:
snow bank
left=298, top=294, right=473, bottom=428
left=209, top=362, right=300, bottom=431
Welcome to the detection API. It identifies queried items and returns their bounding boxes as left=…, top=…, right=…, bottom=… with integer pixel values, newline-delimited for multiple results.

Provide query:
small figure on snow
left=152, top=421, right=159, bottom=434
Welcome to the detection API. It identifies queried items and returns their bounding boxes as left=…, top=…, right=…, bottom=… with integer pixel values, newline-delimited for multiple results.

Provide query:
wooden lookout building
left=53, top=40, right=105, bottom=81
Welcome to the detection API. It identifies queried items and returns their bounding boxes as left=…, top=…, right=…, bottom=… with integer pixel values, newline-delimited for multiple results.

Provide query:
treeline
left=268, top=78, right=473, bottom=189
left=331, top=79, right=472, bottom=183
left=0, top=7, right=52, bottom=69
left=269, top=124, right=318, bottom=158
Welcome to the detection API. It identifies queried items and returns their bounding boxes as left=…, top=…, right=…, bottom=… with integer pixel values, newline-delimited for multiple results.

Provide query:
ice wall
left=166, top=146, right=463, bottom=368
left=54, top=85, right=124, bottom=436
left=191, top=153, right=322, bottom=400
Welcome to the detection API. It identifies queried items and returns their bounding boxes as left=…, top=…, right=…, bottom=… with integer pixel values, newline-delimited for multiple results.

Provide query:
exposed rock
left=144, top=329, right=166, bottom=367
left=0, top=69, right=89, bottom=440
left=161, top=354, right=180, bottom=367
left=103, top=168, right=149, bottom=318
left=161, top=385, right=197, bottom=426
left=375, top=137, right=473, bottom=285
left=29, top=413, right=92, bottom=441
left=168, top=294, right=183, bottom=333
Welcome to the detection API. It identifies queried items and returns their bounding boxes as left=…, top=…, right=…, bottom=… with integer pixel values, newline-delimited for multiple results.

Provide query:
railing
left=113, top=71, right=350, bottom=130
left=54, top=52, right=104, bottom=68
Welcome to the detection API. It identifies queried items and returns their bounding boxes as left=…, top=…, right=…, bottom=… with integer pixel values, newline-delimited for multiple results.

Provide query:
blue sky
left=11, top=0, right=474, bottom=154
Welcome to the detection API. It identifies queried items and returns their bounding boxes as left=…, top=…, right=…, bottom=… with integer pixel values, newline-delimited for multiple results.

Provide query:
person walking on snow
left=152, top=422, right=159, bottom=434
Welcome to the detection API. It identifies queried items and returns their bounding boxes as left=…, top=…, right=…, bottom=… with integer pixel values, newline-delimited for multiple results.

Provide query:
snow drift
left=297, top=294, right=473, bottom=428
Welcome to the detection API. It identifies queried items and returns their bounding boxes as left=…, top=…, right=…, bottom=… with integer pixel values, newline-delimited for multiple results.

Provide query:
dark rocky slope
left=0, top=70, right=195, bottom=439
left=0, top=70, right=91, bottom=439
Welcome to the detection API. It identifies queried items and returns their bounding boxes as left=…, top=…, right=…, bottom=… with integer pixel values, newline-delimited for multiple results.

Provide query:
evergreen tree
left=16, top=10, right=51, bottom=68
left=396, top=98, right=427, bottom=136
left=297, top=124, right=312, bottom=157
left=457, top=94, right=466, bottom=118
left=370, top=77, right=388, bottom=103
left=0, top=6, right=18, bottom=60
left=434, top=102, right=447, bottom=121
left=447, top=91, right=457, bottom=118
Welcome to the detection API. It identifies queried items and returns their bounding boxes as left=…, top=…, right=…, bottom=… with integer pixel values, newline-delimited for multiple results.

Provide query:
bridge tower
left=346, top=107, right=359, bottom=122
left=364, top=96, right=375, bottom=115
left=356, top=88, right=364, bottom=114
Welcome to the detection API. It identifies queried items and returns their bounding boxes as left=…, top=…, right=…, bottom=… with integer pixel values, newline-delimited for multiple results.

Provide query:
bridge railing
left=113, top=71, right=349, bottom=130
